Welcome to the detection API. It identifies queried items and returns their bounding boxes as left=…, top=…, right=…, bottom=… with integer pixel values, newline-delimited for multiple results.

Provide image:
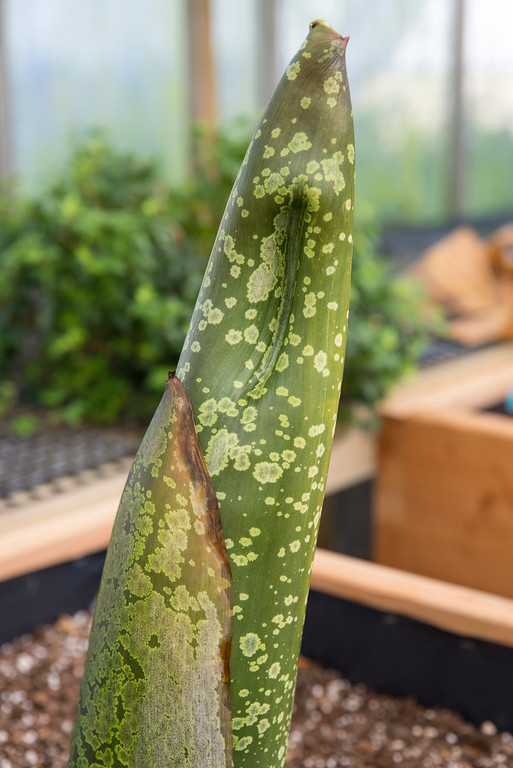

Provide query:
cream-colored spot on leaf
left=244, top=324, right=259, bottom=344
left=321, top=151, right=346, bottom=194
left=276, top=352, right=289, bottom=372
left=314, top=350, right=327, bottom=372
left=288, top=132, right=312, bottom=153
left=253, top=462, right=283, bottom=484
left=286, top=61, right=300, bottom=80
left=226, top=329, right=242, bottom=345
left=240, top=632, right=261, bottom=657
left=323, top=76, right=340, bottom=95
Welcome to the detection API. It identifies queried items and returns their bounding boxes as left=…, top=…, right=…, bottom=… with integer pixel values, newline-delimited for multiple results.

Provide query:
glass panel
left=463, top=0, right=513, bottom=217
left=277, top=0, right=453, bottom=224
left=4, top=0, right=188, bottom=190
left=211, top=0, right=259, bottom=123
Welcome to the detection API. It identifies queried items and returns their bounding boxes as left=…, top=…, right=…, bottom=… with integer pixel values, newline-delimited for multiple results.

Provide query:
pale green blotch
left=286, top=61, right=300, bottom=80
left=240, top=632, right=262, bottom=657
left=268, top=662, right=281, bottom=679
left=205, top=428, right=240, bottom=476
left=303, top=292, right=317, bottom=318
left=198, top=398, right=218, bottom=427
left=314, top=351, right=328, bottom=372
left=253, top=462, right=283, bottom=484
left=234, top=736, right=253, bottom=752
left=247, top=232, right=280, bottom=304
left=321, top=152, right=346, bottom=194
left=226, top=329, right=243, bottom=345
left=275, top=353, right=289, bottom=372
left=244, top=324, right=259, bottom=344
left=323, top=75, right=341, bottom=95
left=264, top=172, right=284, bottom=195
left=288, top=132, right=312, bottom=153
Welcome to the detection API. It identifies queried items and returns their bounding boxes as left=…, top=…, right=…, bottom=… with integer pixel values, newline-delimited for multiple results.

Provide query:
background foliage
left=0, top=128, right=439, bottom=430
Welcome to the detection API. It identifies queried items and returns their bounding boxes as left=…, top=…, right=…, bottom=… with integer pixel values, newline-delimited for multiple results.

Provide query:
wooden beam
left=0, top=0, right=11, bottom=181
left=382, top=341, right=513, bottom=418
left=448, top=0, right=466, bottom=218
left=257, top=0, right=277, bottom=109
left=311, top=548, right=513, bottom=649
left=0, top=427, right=373, bottom=583
left=325, top=427, right=375, bottom=496
left=186, top=0, right=216, bottom=124
left=0, top=463, right=132, bottom=583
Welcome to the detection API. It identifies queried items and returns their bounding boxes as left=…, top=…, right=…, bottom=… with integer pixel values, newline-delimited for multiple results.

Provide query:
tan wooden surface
left=187, top=0, right=216, bottom=124
left=325, top=427, right=376, bottom=496
left=375, top=408, right=513, bottom=598
left=382, top=341, right=513, bottom=417
left=0, top=465, right=132, bottom=583
left=0, top=428, right=374, bottom=583
left=311, top=548, right=513, bottom=648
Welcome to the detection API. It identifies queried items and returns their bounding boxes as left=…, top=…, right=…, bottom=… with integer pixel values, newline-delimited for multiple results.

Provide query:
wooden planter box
left=374, top=341, right=513, bottom=599
left=2, top=342, right=513, bottom=730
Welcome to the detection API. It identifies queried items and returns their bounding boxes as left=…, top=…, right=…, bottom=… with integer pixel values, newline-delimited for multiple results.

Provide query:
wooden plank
left=257, top=0, right=277, bottom=109
left=0, top=467, right=130, bottom=582
left=0, top=0, right=11, bottom=180
left=382, top=341, right=513, bottom=417
left=311, top=548, right=513, bottom=649
left=0, top=427, right=373, bottom=583
left=187, top=0, right=216, bottom=124
left=324, top=427, right=376, bottom=495
left=374, top=408, right=513, bottom=598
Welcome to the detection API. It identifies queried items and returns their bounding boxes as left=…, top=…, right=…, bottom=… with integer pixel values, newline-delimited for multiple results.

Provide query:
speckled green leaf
left=69, top=374, right=233, bottom=768
left=176, top=19, right=354, bottom=768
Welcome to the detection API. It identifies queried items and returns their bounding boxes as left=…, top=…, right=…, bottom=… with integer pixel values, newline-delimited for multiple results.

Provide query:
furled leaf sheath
left=69, top=374, right=233, bottom=767
left=177, top=19, right=355, bottom=768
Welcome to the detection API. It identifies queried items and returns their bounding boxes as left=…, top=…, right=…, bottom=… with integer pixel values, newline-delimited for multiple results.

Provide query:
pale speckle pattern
left=69, top=378, right=232, bottom=768
left=177, top=18, right=354, bottom=768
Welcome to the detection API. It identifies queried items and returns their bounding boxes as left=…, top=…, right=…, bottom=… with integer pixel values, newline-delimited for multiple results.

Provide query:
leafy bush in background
left=0, top=138, right=203, bottom=425
left=0, top=128, right=440, bottom=430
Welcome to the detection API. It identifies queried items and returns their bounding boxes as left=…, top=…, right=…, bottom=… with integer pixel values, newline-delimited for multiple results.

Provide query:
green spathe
left=177, top=19, right=354, bottom=767
left=69, top=375, right=232, bottom=767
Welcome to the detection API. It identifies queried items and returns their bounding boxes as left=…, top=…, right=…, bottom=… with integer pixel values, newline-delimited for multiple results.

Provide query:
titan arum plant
left=70, top=19, right=355, bottom=768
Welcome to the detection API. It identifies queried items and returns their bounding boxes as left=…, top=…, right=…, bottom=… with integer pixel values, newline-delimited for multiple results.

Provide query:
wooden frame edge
left=311, top=548, right=513, bottom=649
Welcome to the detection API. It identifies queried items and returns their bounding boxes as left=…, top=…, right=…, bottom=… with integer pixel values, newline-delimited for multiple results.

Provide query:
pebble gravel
left=0, top=611, right=512, bottom=767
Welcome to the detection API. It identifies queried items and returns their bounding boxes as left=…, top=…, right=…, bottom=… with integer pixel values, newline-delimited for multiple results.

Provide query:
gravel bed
left=1, top=611, right=512, bottom=767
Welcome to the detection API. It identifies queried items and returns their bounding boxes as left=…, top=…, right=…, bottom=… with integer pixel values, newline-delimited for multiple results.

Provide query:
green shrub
left=0, top=137, right=204, bottom=424
left=0, top=130, right=440, bottom=429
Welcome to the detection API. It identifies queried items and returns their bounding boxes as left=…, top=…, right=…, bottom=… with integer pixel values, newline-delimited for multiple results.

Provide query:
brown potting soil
left=0, top=611, right=512, bottom=768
